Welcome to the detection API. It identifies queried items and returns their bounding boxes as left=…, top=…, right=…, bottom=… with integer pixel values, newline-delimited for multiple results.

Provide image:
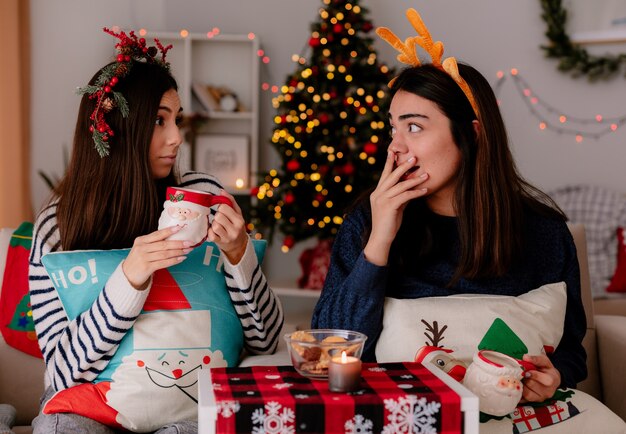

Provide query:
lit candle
left=328, top=351, right=362, bottom=392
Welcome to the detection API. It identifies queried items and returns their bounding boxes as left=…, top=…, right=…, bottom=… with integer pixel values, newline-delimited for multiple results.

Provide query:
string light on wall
left=495, top=69, right=626, bottom=142
left=135, top=25, right=280, bottom=94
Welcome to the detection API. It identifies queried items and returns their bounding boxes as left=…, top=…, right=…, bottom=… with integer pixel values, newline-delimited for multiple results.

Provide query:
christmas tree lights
left=250, top=0, right=394, bottom=251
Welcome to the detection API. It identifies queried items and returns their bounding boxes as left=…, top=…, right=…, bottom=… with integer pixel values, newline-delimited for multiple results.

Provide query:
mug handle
left=209, top=195, right=233, bottom=207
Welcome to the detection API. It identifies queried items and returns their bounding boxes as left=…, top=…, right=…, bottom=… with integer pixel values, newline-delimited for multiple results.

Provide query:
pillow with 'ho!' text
left=41, top=240, right=265, bottom=432
left=375, top=282, right=566, bottom=366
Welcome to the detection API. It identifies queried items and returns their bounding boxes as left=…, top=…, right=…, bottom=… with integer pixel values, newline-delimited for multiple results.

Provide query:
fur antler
left=375, top=8, right=479, bottom=116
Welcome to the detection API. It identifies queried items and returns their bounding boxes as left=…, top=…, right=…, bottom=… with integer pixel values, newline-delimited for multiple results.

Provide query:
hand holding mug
left=208, top=190, right=248, bottom=264
left=158, top=187, right=232, bottom=247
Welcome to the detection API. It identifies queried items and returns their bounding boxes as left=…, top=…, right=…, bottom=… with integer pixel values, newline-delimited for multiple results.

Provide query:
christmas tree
left=251, top=0, right=394, bottom=252
left=8, top=294, right=37, bottom=341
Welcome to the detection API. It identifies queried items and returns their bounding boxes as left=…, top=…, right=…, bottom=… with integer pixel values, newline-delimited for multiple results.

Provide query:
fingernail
left=420, top=173, right=428, bottom=179
left=177, top=256, right=186, bottom=262
left=524, top=372, right=531, bottom=379
left=182, top=248, right=193, bottom=254
left=171, top=225, right=182, bottom=232
left=420, top=188, right=428, bottom=193
left=183, top=241, right=193, bottom=247
left=408, top=156, right=415, bottom=163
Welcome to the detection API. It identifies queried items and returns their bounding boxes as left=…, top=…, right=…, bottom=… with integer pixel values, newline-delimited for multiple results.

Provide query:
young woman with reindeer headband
left=312, top=9, right=586, bottom=405
left=29, top=29, right=283, bottom=433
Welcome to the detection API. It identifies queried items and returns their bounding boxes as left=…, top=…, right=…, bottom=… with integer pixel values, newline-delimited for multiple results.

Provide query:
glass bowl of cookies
left=284, top=329, right=367, bottom=379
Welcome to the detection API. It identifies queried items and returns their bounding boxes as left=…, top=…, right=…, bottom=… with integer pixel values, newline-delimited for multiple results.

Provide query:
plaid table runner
left=206, top=362, right=461, bottom=434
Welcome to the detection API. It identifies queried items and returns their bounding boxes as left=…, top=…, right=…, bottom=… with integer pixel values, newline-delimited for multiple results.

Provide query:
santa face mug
left=158, top=187, right=232, bottom=247
left=462, top=350, right=524, bottom=416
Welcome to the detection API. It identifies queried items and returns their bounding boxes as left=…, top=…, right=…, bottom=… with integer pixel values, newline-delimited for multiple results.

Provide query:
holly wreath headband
left=376, top=9, right=479, bottom=117
left=77, top=28, right=173, bottom=157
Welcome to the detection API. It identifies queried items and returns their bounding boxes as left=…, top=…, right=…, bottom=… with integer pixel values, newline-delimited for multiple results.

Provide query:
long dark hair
left=55, top=61, right=179, bottom=250
left=363, top=64, right=565, bottom=283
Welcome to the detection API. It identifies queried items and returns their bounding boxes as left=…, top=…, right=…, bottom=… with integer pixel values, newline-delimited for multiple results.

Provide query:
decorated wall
left=30, top=0, right=626, bottom=283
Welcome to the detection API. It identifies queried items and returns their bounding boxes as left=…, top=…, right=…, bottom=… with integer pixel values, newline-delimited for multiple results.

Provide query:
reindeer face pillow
left=375, top=282, right=567, bottom=366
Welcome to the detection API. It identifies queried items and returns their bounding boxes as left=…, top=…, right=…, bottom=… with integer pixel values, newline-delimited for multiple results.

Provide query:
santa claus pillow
left=40, top=240, right=265, bottom=432
left=375, top=282, right=566, bottom=366
left=606, top=227, right=626, bottom=293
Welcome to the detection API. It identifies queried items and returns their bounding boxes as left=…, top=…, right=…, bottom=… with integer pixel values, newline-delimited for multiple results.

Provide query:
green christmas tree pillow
left=40, top=240, right=265, bottom=432
left=0, top=223, right=42, bottom=358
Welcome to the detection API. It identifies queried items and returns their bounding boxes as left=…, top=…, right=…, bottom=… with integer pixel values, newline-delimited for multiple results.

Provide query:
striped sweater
left=29, top=172, right=283, bottom=391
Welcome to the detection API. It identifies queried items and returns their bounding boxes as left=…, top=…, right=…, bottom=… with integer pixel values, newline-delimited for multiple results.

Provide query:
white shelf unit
left=143, top=31, right=260, bottom=192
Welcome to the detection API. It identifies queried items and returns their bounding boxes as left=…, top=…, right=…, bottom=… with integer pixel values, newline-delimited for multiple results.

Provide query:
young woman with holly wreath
left=29, top=29, right=283, bottom=433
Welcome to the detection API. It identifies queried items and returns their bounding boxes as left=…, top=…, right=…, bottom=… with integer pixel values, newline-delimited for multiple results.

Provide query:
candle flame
left=341, top=351, right=347, bottom=363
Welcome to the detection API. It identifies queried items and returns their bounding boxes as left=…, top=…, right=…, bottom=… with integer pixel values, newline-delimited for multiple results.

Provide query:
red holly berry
left=117, top=54, right=125, bottom=62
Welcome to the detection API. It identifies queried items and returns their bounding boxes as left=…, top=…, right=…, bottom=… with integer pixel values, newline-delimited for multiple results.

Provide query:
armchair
left=569, top=223, right=626, bottom=420
left=0, top=224, right=624, bottom=433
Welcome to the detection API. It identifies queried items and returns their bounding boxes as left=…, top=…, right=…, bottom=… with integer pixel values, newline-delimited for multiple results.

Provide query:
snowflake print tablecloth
left=201, top=362, right=462, bottom=434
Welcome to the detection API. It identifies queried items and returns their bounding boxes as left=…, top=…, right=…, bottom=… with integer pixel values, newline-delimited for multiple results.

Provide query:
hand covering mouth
left=401, top=165, right=420, bottom=180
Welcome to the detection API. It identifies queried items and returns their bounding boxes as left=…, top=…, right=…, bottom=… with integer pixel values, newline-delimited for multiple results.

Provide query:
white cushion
left=376, top=282, right=567, bottom=365
left=480, top=389, right=626, bottom=434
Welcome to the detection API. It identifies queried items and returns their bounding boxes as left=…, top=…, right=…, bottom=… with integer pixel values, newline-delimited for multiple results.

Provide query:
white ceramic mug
left=462, top=350, right=524, bottom=416
left=158, top=187, right=232, bottom=247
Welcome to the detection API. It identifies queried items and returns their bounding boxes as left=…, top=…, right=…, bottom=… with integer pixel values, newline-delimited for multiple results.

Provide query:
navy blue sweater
left=311, top=203, right=587, bottom=388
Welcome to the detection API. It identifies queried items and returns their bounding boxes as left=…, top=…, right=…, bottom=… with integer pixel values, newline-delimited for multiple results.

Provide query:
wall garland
left=494, top=69, right=625, bottom=142
left=540, top=0, right=626, bottom=80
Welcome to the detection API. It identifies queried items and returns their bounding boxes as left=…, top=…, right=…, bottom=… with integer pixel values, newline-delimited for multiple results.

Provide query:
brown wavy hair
left=54, top=61, right=179, bottom=250
left=364, top=64, right=565, bottom=283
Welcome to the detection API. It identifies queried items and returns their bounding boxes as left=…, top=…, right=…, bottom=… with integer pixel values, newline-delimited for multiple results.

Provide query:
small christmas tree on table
left=251, top=0, right=394, bottom=261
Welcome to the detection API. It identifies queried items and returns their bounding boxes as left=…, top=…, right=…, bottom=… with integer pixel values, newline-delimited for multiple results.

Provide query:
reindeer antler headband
left=77, top=28, right=173, bottom=157
left=376, top=9, right=479, bottom=117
